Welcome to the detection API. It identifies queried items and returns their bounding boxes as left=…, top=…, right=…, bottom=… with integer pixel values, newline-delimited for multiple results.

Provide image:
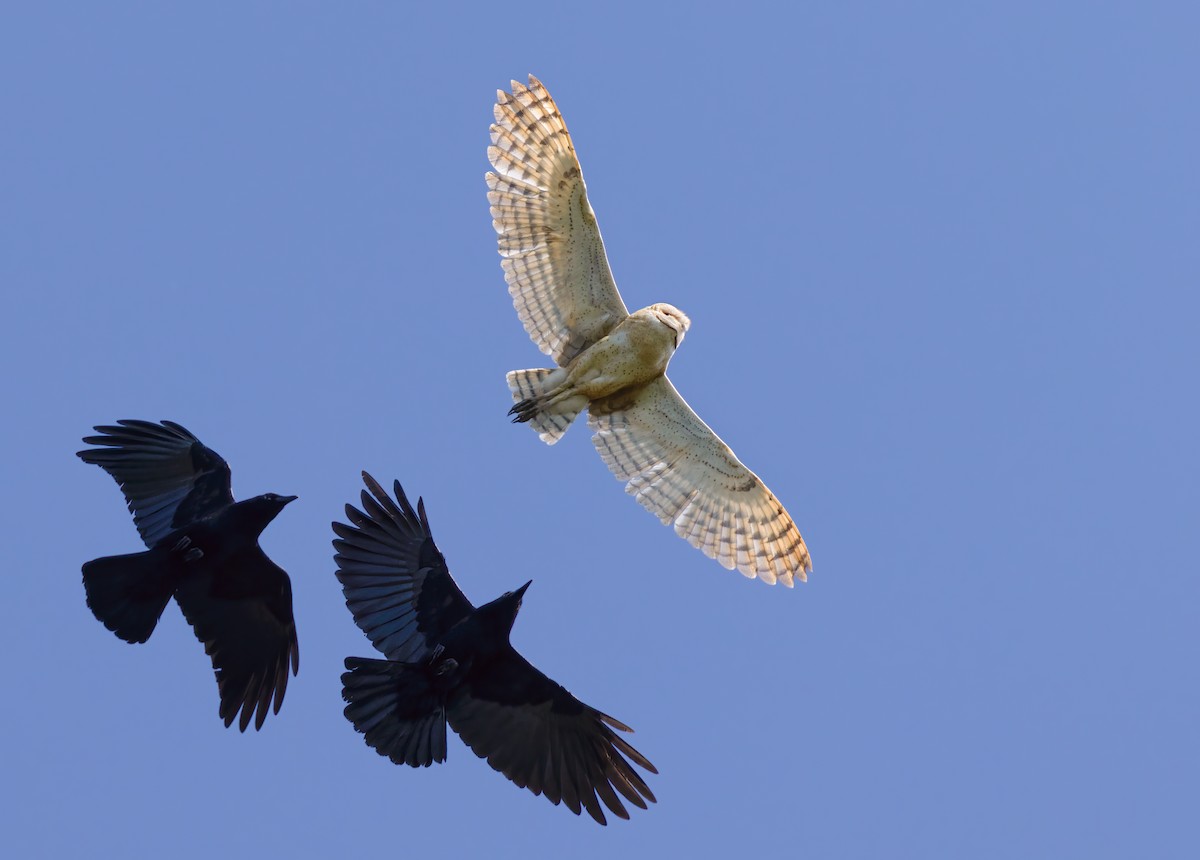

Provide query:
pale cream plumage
left=487, top=76, right=812, bottom=586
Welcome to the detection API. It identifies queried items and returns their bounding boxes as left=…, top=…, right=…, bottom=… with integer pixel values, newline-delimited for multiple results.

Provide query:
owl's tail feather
left=506, top=368, right=586, bottom=445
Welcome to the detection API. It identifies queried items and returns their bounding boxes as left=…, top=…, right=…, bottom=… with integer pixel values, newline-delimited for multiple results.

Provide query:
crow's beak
left=280, top=495, right=299, bottom=505
left=515, top=580, right=532, bottom=598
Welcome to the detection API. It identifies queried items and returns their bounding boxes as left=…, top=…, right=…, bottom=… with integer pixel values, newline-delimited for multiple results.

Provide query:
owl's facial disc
left=651, top=303, right=691, bottom=348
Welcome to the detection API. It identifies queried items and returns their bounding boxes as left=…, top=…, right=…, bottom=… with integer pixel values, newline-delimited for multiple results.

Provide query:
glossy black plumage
left=78, top=419, right=299, bottom=731
left=335, top=473, right=657, bottom=824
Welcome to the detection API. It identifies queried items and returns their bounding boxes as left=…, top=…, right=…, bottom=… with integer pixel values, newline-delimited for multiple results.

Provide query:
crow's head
left=489, top=579, right=532, bottom=635
left=241, top=492, right=297, bottom=533
left=500, top=579, right=532, bottom=612
left=510, top=579, right=532, bottom=607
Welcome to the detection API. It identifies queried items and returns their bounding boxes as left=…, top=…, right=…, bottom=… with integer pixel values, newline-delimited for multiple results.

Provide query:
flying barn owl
left=486, top=76, right=812, bottom=587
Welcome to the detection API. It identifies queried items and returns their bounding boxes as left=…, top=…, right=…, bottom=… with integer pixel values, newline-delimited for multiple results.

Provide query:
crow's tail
left=342, top=656, right=447, bottom=768
left=81, top=550, right=178, bottom=644
left=506, top=367, right=586, bottom=445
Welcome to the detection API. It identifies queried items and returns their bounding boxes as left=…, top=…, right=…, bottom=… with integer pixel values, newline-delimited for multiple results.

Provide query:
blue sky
left=3, top=3, right=1197, bottom=857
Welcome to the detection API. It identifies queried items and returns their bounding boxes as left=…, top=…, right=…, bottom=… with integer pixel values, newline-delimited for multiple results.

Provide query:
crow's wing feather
left=173, top=548, right=299, bottom=732
left=78, top=419, right=234, bottom=548
left=333, top=473, right=474, bottom=662
left=447, top=645, right=656, bottom=825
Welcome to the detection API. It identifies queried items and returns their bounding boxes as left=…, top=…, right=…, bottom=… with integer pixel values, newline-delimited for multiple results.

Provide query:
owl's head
left=648, top=303, right=691, bottom=348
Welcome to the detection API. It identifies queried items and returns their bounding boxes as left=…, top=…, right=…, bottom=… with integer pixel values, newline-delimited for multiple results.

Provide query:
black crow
left=334, top=472, right=657, bottom=824
left=78, top=419, right=299, bottom=731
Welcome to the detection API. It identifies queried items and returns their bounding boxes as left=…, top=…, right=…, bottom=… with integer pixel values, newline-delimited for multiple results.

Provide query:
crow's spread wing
left=174, top=548, right=299, bottom=732
left=78, top=419, right=234, bottom=548
left=333, top=473, right=474, bottom=662
left=448, top=645, right=656, bottom=825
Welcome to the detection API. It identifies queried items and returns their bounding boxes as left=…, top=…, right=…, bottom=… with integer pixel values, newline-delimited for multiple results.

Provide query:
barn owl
left=486, top=76, right=812, bottom=587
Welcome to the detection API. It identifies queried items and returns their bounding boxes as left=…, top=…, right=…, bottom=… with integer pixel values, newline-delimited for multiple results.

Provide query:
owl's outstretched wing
left=487, top=75, right=629, bottom=366
left=589, top=378, right=812, bottom=586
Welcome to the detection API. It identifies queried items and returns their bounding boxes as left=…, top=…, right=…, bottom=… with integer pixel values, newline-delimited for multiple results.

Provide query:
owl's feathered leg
left=506, top=367, right=587, bottom=445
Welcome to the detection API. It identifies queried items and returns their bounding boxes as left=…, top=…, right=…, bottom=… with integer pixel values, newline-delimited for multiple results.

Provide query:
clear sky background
left=3, top=3, right=1197, bottom=857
